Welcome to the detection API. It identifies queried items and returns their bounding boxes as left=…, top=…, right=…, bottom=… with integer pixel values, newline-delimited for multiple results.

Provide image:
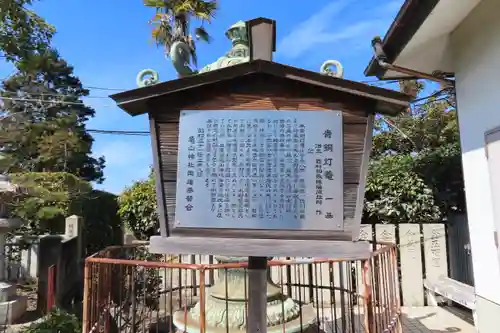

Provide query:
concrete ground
left=401, top=306, right=475, bottom=333
left=3, top=305, right=475, bottom=332
left=318, top=305, right=475, bottom=333
left=316, top=305, right=475, bottom=333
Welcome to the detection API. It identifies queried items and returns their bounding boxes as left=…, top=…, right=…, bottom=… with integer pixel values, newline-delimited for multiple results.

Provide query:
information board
left=174, top=110, right=343, bottom=231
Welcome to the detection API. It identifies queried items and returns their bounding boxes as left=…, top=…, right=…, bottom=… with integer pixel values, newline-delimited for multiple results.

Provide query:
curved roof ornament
left=136, top=69, right=160, bottom=88
left=320, top=60, right=344, bottom=78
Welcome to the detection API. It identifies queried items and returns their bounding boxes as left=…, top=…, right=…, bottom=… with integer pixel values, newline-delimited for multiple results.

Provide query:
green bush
left=81, top=189, right=123, bottom=255
left=21, top=308, right=81, bottom=333
left=11, top=172, right=91, bottom=233
left=365, top=154, right=441, bottom=223
left=118, top=172, right=158, bottom=240
left=11, top=172, right=122, bottom=254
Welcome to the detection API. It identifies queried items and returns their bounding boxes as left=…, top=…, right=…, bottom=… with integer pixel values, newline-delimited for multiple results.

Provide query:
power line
left=412, top=96, right=450, bottom=107
left=87, top=129, right=149, bottom=136
left=3, top=79, right=402, bottom=95
left=378, top=115, right=416, bottom=148
left=87, top=96, right=452, bottom=137
left=0, top=81, right=453, bottom=139
left=0, top=76, right=434, bottom=103
left=0, top=83, right=446, bottom=107
left=1, top=90, right=111, bottom=99
left=0, top=90, right=449, bottom=112
left=7, top=93, right=452, bottom=138
left=84, top=85, right=128, bottom=92
left=362, top=79, right=399, bottom=86
left=0, top=95, right=116, bottom=108
left=411, top=88, right=447, bottom=103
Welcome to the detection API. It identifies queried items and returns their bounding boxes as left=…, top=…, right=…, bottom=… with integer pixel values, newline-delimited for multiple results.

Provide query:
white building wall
left=451, top=0, right=500, bottom=308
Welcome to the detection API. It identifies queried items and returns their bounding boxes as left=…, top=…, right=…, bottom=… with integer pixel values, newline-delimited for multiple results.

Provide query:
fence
left=122, top=219, right=468, bottom=309
left=359, top=223, right=447, bottom=307
left=3, top=215, right=85, bottom=313
left=359, top=216, right=472, bottom=306
left=83, top=243, right=400, bottom=333
left=4, top=235, right=39, bottom=281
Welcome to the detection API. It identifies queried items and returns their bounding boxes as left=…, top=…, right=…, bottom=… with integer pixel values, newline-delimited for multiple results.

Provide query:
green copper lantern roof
left=135, top=17, right=346, bottom=88
left=198, top=21, right=250, bottom=74
left=224, top=20, right=248, bottom=46
left=136, top=20, right=251, bottom=87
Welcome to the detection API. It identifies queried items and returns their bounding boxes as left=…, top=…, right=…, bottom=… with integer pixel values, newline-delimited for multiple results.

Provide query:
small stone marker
left=399, top=224, right=424, bottom=306
left=423, top=224, right=448, bottom=281
left=65, top=215, right=83, bottom=260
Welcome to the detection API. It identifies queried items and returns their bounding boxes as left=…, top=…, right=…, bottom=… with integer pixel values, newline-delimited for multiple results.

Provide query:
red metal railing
left=83, top=243, right=400, bottom=333
left=46, top=264, right=56, bottom=311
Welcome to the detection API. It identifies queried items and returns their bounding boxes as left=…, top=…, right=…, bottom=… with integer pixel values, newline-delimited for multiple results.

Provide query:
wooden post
left=247, top=256, right=268, bottom=333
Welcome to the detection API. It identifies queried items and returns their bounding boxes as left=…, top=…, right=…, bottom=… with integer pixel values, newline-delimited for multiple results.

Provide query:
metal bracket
left=371, top=37, right=455, bottom=87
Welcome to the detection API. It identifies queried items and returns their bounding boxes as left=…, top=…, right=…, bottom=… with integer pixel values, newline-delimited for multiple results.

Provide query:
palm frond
left=143, top=0, right=167, bottom=8
left=174, top=1, right=196, bottom=13
left=169, top=0, right=217, bottom=21
left=152, top=21, right=173, bottom=53
left=149, top=12, right=168, bottom=24
left=144, top=0, right=217, bottom=63
left=187, top=36, right=197, bottom=67
left=194, top=27, right=211, bottom=43
left=192, top=1, right=217, bottom=21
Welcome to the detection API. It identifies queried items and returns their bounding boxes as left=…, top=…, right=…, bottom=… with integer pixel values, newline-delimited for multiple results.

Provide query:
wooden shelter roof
left=110, top=59, right=412, bottom=116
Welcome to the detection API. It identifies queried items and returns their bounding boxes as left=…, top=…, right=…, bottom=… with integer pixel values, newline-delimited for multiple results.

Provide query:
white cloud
left=277, top=0, right=400, bottom=59
left=277, top=0, right=351, bottom=59
left=320, top=20, right=385, bottom=43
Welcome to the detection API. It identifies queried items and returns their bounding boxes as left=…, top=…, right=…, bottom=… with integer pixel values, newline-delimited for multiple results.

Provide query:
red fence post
left=47, top=265, right=56, bottom=312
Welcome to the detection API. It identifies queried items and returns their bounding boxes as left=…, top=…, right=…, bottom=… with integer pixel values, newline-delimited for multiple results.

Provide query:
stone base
left=173, top=302, right=317, bottom=333
left=171, top=256, right=318, bottom=332
left=0, top=217, right=23, bottom=229
left=0, top=282, right=16, bottom=303
left=0, top=295, right=27, bottom=325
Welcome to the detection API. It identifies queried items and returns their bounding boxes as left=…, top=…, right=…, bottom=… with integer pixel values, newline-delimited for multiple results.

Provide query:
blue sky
left=0, top=0, right=405, bottom=194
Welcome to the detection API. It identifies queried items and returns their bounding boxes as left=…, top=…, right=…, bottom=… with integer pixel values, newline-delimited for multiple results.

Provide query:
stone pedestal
left=173, top=256, right=316, bottom=333
left=0, top=218, right=27, bottom=325
left=0, top=281, right=27, bottom=325
left=0, top=175, right=27, bottom=325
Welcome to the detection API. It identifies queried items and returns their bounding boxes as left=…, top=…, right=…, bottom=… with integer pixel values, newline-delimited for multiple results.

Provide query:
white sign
left=174, top=110, right=344, bottom=231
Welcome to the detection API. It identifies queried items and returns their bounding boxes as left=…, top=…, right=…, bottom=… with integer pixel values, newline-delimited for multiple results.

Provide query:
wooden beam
left=149, top=236, right=371, bottom=259
left=149, top=115, right=169, bottom=237
left=351, top=114, right=374, bottom=240
left=171, top=227, right=352, bottom=241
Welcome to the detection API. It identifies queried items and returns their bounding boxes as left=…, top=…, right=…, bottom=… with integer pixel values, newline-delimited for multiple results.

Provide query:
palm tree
left=398, top=80, right=424, bottom=99
left=144, top=0, right=217, bottom=68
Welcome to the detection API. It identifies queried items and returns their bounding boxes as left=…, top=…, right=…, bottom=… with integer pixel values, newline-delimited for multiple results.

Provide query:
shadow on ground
left=318, top=306, right=474, bottom=333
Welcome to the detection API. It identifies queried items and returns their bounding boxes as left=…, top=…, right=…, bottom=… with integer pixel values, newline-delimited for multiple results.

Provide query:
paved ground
left=318, top=305, right=476, bottom=333
left=401, top=306, right=475, bottom=333
left=4, top=305, right=476, bottom=332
